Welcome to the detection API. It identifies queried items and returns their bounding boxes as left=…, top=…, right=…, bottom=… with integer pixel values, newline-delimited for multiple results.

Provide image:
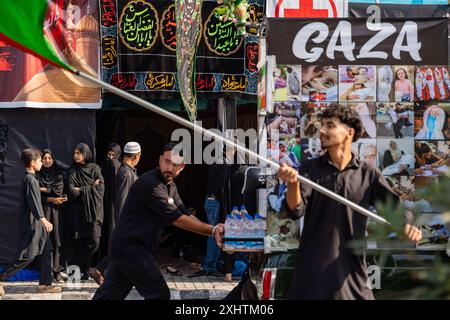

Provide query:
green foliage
left=370, top=176, right=450, bottom=299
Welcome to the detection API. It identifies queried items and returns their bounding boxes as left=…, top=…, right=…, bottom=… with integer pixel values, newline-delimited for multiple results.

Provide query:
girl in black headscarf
left=37, top=149, right=68, bottom=282
left=66, top=143, right=104, bottom=280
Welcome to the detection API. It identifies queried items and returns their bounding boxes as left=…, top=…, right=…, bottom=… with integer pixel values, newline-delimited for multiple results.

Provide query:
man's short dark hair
left=21, top=148, right=41, bottom=167
left=161, top=142, right=183, bottom=156
left=295, top=133, right=301, bottom=139
left=319, top=104, right=362, bottom=142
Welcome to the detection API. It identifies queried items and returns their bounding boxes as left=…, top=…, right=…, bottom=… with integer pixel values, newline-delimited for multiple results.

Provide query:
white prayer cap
left=124, top=142, right=141, bottom=154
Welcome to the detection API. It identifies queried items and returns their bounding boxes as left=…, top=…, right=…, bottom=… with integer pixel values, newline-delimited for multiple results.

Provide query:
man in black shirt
left=92, top=143, right=224, bottom=300
left=278, top=105, right=422, bottom=300
left=89, top=142, right=142, bottom=285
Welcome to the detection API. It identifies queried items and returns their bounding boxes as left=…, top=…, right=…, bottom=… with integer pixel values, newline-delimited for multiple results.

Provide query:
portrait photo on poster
left=272, top=64, right=289, bottom=101
left=415, top=140, right=450, bottom=177
left=339, top=65, right=376, bottom=102
left=415, top=66, right=450, bottom=101
left=300, top=138, right=324, bottom=162
left=377, top=138, right=415, bottom=177
left=377, top=65, right=415, bottom=102
left=346, top=102, right=377, bottom=139
left=414, top=102, right=450, bottom=140
left=352, top=138, right=378, bottom=168
left=266, top=101, right=301, bottom=138
left=376, top=102, right=414, bottom=139
left=301, top=65, right=338, bottom=102
left=299, top=102, right=330, bottom=138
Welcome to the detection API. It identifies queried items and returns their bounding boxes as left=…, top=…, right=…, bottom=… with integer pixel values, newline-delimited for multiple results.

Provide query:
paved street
left=0, top=249, right=241, bottom=300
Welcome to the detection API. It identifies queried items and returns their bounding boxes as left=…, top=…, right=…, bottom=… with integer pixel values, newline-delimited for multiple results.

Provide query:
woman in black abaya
left=66, top=143, right=104, bottom=280
left=100, top=143, right=121, bottom=257
left=37, top=149, right=68, bottom=282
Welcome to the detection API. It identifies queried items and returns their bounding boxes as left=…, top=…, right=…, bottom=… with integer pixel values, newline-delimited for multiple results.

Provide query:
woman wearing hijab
left=66, top=143, right=104, bottom=281
left=382, top=141, right=409, bottom=176
left=100, top=143, right=121, bottom=259
left=37, top=149, right=68, bottom=282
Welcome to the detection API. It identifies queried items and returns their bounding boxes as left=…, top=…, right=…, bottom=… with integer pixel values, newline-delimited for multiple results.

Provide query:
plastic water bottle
left=239, top=205, right=248, bottom=217
left=254, top=213, right=265, bottom=239
left=231, top=206, right=240, bottom=218
left=225, top=214, right=235, bottom=238
left=235, top=215, right=243, bottom=238
left=243, top=214, right=255, bottom=238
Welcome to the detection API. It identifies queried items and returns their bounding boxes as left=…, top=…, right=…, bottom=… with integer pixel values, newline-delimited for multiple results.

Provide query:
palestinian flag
left=0, top=0, right=76, bottom=73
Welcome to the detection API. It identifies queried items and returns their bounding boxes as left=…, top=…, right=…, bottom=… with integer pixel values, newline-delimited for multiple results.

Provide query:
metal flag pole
left=76, top=70, right=390, bottom=226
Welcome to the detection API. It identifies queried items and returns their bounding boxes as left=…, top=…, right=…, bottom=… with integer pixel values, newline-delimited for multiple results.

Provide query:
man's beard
left=163, top=171, right=175, bottom=182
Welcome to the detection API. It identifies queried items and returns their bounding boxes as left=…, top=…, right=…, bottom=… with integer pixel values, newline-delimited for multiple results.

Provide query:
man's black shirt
left=111, top=168, right=187, bottom=261
left=284, top=153, right=399, bottom=300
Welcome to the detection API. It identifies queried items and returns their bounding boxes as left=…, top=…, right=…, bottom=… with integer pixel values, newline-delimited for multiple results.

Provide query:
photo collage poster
left=265, top=64, right=450, bottom=251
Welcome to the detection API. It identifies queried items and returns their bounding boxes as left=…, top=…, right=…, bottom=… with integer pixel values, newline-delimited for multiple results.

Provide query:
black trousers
left=0, top=238, right=53, bottom=285
left=96, top=256, right=109, bottom=274
left=92, top=252, right=170, bottom=300
left=70, top=237, right=100, bottom=273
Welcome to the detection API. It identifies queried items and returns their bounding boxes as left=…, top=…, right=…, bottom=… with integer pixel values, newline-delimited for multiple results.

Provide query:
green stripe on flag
left=0, top=0, right=75, bottom=72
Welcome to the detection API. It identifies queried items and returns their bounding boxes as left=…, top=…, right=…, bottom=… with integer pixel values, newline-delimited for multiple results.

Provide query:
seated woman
left=382, top=141, right=409, bottom=176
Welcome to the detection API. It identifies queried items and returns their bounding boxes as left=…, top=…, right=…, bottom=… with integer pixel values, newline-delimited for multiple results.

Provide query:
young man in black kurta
left=278, top=106, right=422, bottom=300
left=93, top=143, right=224, bottom=300
left=0, top=148, right=60, bottom=294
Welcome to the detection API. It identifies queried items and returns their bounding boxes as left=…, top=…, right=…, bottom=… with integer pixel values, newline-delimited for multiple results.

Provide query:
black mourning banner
left=267, top=18, right=448, bottom=65
left=100, top=0, right=265, bottom=100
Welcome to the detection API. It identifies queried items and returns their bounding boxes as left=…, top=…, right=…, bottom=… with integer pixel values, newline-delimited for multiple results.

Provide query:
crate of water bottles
left=223, top=205, right=265, bottom=252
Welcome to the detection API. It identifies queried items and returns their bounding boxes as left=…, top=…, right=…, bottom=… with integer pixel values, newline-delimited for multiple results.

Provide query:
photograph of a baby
left=301, top=65, right=338, bottom=102
left=377, top=139, right=415, bottom=176
left=414, top=103, right=450, bottom=140
left=415, top=66, right=450, bottom=101
left=339, top=65, right=376, bottom=102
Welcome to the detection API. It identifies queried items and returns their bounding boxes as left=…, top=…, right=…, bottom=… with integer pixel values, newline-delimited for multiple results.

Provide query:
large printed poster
left=266, top=0, right=348, bottom=18
left=0, top=0, right=101, bottom=109
left=99, top=0, right=264, bottom=99
left=264, top=15, right=450, bottom=252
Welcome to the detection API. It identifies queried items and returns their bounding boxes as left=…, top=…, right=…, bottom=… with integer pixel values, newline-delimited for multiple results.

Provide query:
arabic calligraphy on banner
left=245, top=42, right=258, bottom=73
left=102, top=37, right=117, bottom=68
left=101, top=0, right=117, bottom=27
left=204, top=10, right=242, bottom=56
left=111, top=73, right=137, bottom=90
left=100, top=0, right=264, bottom=99
left=221, top=75, right=248, bottom=91
left=196, top=74, right=216, bottom=91
left=119, top=0, right=159, bottom=52
left=160, top=4, right=177, bottom=51
left=145, top=72, right=176, bottom=90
